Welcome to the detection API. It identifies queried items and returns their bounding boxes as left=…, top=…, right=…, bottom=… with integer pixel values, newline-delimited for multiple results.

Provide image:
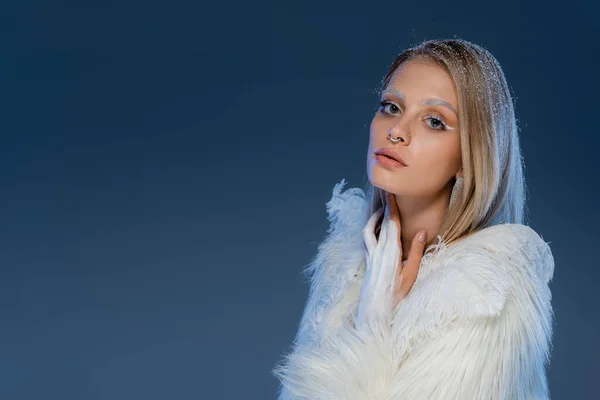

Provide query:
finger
left=362, top=207, right=384, bottom=254
left=395, top=230, right=427, bottom=300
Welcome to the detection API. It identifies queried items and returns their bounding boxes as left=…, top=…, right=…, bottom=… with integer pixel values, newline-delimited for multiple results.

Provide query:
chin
left=368, top=169, right=399, bottom=193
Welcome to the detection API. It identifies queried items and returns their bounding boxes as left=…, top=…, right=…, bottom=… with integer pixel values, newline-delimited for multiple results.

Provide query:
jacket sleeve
left=388, top=224, right=555, bottom=400
left=273, top=180, right=401, bottom=400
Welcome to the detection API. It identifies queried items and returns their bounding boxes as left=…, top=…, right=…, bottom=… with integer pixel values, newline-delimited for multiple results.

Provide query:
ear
left=456, top=167, right=463, bottom=178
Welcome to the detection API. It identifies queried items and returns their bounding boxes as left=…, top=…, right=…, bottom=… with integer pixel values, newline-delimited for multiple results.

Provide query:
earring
left=449, top=176, right=464, bottom=211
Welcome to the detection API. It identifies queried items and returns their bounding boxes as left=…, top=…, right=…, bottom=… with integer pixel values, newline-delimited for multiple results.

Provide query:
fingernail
left=418, top=230, right=427, bottom=243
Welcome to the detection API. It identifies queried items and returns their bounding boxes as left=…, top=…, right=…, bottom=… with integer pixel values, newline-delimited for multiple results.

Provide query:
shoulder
left=303, top=178, right=368, bottom=282
left=293, top=179, right=368, bottom=342
left=314, top=178, right=369, bottom=261
left=398, top=223, right=555, bottom=324
left=324, top=178, right=369, bottom=238
left=457, top=223, right=555, bottom=285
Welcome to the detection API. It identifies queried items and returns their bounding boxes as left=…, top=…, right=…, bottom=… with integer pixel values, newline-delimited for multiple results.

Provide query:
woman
left=272, top=39, right=555, bottom=399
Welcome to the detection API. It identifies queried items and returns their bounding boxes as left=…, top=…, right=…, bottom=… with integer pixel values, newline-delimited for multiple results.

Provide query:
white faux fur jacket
left=273, top=179, right=555, bottom=400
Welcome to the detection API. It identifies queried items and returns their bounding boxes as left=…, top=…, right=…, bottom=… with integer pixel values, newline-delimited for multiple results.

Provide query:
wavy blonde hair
left=364, top=38, right=527, bottom=248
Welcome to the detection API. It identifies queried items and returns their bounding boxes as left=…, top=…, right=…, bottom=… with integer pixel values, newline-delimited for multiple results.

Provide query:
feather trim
left=292, top=179, right=368, bottom=347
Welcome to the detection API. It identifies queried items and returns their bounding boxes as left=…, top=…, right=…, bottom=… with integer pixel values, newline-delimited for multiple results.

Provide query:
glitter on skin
left=381, top=87, right=458, bottom=116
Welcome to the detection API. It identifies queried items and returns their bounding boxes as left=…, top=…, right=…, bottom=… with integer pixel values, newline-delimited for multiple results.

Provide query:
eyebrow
left=381, top=88, right=458, bottom=115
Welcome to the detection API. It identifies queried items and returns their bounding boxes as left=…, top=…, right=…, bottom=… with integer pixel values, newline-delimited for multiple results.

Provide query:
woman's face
left=368, top=58, right=462, bottom=200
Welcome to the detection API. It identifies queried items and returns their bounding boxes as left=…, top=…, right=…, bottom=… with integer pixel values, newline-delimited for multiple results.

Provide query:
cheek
left=418, top=136, right=461, bottom=175
left=445, top=134, right=462, bottom=166
left=370, top=116, right=386, bottom=135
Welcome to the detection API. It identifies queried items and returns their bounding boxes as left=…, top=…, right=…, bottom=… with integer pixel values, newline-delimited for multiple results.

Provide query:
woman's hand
left=355, top=192, right=428, bottom=331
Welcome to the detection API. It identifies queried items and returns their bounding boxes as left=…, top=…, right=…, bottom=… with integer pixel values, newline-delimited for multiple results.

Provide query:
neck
left=393, top=187, right=451, bottom=261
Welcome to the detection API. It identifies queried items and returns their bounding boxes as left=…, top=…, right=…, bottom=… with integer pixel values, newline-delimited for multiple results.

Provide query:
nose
left=387, top=121, right=410, bottom=144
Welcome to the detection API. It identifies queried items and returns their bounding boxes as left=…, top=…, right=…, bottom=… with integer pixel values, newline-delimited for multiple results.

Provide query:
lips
left=375, top=148, right=407, bottom=166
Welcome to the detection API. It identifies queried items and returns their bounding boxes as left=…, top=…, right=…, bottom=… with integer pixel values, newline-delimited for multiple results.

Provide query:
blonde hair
left=364, top=38, right=527, bottom=248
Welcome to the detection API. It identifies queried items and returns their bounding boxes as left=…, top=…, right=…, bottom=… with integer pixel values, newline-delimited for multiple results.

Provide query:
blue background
left=1, top=1, right=598, bottom=399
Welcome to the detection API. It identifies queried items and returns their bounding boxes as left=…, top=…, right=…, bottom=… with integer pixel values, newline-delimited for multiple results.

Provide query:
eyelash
left=378, top=100, right=449, bottom=131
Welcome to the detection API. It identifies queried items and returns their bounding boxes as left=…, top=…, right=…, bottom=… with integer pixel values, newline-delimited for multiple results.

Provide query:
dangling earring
left=449, top=176, right=464, bottom=211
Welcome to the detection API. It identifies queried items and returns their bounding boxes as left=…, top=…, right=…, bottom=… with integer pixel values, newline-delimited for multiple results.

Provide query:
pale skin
left=366, top=57, right=463, bottom=304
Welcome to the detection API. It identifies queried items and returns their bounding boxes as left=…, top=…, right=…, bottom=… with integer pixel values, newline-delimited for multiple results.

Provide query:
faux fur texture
left=273, top=179, right=555, bottom=400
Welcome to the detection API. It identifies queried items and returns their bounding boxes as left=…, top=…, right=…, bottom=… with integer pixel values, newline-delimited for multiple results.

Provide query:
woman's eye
left=379, top=100, right=400, bottom=115
left=379, top=101, right=449, bottom=131
left=425, top=116, right=448, bottom=131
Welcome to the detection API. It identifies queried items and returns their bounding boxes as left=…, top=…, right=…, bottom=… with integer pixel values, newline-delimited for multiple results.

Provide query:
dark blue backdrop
left=1, top=1, right=597, bottom=399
